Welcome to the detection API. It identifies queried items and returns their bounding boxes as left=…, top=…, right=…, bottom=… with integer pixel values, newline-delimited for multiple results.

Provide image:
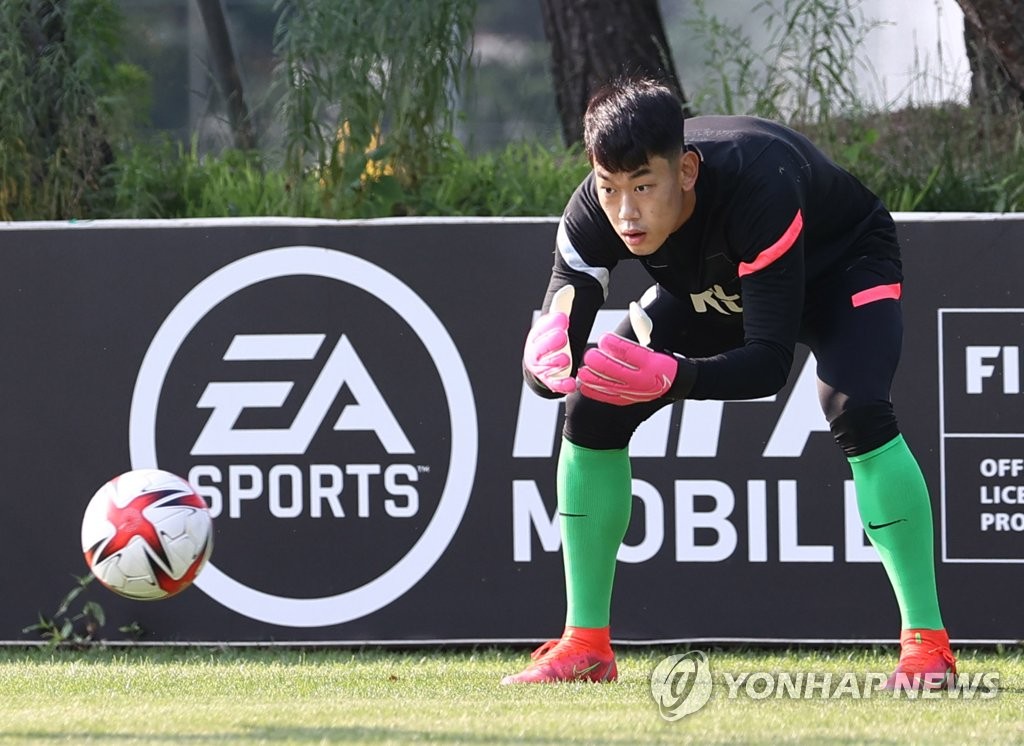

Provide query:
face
left=593, top=152, right=699, bottom=256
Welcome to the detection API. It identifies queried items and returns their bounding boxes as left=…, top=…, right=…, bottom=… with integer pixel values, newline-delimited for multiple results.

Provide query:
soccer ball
left=81, top=469, right=213, bottom=600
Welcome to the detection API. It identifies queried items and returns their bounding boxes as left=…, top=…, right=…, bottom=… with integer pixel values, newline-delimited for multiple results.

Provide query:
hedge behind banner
left=2, top=215, right=1022, bottom=644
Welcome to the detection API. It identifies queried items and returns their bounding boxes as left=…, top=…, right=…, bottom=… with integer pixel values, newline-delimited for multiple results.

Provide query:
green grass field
left=0, top=645, right=1020, bottom=744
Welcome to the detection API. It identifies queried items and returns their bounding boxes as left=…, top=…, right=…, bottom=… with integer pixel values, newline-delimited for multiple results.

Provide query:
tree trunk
left=963, top=13, right=1020, bottom=113
left=955, top=0, right=1024, bottom=110
left=540, top=0, right=690, bottom=145
left=21, top=2, right=114, bottom=177
left=195, top=0, right=257, bottom=151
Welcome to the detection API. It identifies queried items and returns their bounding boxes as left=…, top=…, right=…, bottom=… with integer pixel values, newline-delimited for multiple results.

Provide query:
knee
left=828, top=401, right=901, bottom=458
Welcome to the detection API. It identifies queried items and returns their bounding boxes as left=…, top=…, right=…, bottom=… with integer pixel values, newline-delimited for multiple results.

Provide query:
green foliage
left=80, top=106, right=1024, bottom=219
left=0, top=0, right=148, bottom=220
left=22, top=574, right=106, bottom=649
left=270, top=0, right=475, bottom=198
left=23, top=574, right=145, bottom=649
left=421, top=139, right=591, bottom=216
left=683, top=0, right=1024, bottom=215
left=814, top=105, right=1024, bottom=213
left=108, top=137, right=298, bottom=218
left=1, top=0, right=1023, bottom=218
left=103, top=135, right=590, bottom=219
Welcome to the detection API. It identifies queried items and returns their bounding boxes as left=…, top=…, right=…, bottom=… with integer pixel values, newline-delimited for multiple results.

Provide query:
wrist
left=666, top=355, right=697, bottom=400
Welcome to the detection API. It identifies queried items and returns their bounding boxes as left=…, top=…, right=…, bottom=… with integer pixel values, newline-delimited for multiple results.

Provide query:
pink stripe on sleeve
left=738, top=210, right=804, bottom=277
left=851, top=283, right=902, bottom=307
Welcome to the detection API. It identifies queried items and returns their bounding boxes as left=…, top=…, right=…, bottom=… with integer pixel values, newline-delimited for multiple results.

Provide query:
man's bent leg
left=501, top=435, right=633, bottom=684
left=503, top=284, right=729, bottom=684
left=559, top=439, right=632, bottom=628
left=503, top=364, right=668, bottom=684
left=810, top=263, right=954, bottom=691
left=832, top=404, right=955, bottom=689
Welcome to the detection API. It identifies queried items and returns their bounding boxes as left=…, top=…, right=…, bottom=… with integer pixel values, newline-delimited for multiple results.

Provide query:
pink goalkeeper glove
left=578, top=302, right=678, bottom=405
left=524, top=285, right=578, bottom=395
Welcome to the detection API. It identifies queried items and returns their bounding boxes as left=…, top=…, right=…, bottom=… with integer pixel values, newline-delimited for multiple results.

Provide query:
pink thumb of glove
left=523, top=285, right=577, bottom=394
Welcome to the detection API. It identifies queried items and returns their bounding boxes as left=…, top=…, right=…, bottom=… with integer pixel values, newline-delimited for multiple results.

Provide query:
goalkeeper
left=504, top=77, right=955, bottom=690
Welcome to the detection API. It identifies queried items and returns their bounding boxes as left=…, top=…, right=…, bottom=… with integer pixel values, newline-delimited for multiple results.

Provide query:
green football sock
left=557, top=438, right=632, bottom=629
left=849, top=434, right=944, bottom=630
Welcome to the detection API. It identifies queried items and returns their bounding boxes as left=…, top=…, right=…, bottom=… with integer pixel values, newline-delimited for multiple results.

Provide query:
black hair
left=583, top=77, right=685, bottom=173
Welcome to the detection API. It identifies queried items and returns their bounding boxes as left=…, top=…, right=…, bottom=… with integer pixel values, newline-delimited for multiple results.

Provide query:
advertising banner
left=1, top=215, right=1021, bottom=644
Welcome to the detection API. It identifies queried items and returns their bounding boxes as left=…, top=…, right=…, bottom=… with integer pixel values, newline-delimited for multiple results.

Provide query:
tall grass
left=0, top=0, right=147, bottom=221
left=270, top=0, right=475, bottom=216
left=821, top=104, right=1023, bottom=212
left=420, top=139, right=591, bottom=216
left=107, top=135, right=590, bottom=219
left=1, top=0, right=1022, bottom=220
left=109, top=0, right=1024, bottom=218
left=685, top=0, right=884, bottom=126
left=684, top=0, right=1024, bottom=214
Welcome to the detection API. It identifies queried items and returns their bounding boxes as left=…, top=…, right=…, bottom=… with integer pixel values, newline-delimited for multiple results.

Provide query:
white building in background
left=860, top=0, right=969, bottom=105
left=123, top=0, right=973, bottom=151
left=668, top=0, right=970, bottom=113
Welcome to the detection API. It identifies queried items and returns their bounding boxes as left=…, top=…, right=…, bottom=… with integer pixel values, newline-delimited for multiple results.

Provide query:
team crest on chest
left=690, top=284, right=742, bottom=314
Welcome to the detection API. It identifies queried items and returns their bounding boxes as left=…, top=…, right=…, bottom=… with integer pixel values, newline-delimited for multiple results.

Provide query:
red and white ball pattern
left=82, top=469, right=213, bottom=600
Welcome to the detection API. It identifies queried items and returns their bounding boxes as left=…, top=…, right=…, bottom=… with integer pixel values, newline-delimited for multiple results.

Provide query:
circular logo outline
left=130, top=246, right=478, bottom=627
left=650, top=650, right=714, bottom=721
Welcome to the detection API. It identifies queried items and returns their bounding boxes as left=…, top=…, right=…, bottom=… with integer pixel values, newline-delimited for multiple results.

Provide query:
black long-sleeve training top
left=527, top=115, right=901, bottom=401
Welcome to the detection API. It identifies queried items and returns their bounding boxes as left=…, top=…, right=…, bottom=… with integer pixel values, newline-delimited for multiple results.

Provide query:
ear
left=678, top=150, right=700, bottom=191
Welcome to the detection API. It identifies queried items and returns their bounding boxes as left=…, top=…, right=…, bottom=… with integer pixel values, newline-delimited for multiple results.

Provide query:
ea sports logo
left=129, top=246, right=477, bottom=627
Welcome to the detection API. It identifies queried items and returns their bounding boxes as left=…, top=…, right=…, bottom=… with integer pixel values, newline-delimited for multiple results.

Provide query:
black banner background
left=1, top=216, right=1021, bottom=643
